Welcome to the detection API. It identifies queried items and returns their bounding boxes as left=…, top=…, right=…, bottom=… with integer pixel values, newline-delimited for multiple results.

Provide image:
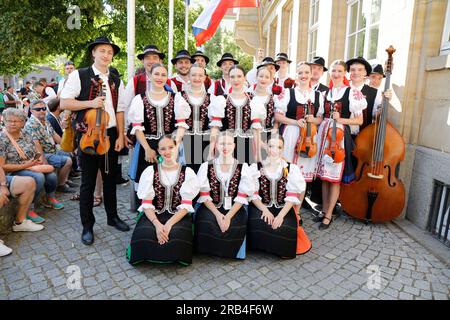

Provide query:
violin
left=80, top=79, right=110, bottom=155
left=296, top=99, right=318, bottom=158
left=339, top=46, right=405, bottom=223
left=323, top=102, right=345, bottom=163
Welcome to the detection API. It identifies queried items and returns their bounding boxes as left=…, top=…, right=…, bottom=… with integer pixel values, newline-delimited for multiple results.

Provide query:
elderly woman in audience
left=0, top=166, right=43, bottom=257
left=0, top=108, right=64, bottom=225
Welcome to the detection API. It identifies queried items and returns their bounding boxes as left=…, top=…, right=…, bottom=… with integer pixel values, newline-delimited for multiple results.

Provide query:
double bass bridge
left=367, top=172, right=384, bottom=179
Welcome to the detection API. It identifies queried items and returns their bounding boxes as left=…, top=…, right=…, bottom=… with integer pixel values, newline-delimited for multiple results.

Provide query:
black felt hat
left=191, top=50, right=210, bottom=65
left=370, top=63, right=386, bottom=78
left=88, top=36, right=120, bottom=56
left=346, top=56, right=372, bottom=75
left=309, top=56, right=328, bottom=71
left=171, top=49, right=195, bottom=65
left=216, top=53, right=239, bottom=67
left=137, top=45, right=165, bottom=60
left=257, top=57, right=280, bottom=72
left=275, top=52, right=292, bottom=64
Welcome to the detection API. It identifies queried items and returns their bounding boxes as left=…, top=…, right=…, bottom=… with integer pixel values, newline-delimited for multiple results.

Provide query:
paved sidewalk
left=1, top=165, right=449, bottom=300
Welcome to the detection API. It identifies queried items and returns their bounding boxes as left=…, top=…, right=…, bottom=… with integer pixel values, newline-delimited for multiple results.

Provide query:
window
left=427, top=180, right=450, bottom=247
left=345, top=0, right=381, bottom=60
left=441, top=1, right=450, bottom=55
left=307, top=0, right=320, bottom=61
left=287, top=7, right=294, bottom=59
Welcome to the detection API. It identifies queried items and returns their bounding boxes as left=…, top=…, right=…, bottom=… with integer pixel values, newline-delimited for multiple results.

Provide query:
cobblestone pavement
left=1, top=163, right=449, bottom=300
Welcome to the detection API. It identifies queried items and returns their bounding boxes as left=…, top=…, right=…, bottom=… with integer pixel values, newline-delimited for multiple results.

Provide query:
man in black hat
left=369, top=63, right=400, bottom=115
left=169, top=49, right=195, bottom=92
left=253, top=57, right=284, bottom=95
left=368, top=63, right=385, bottom=90
left=309, top=56, right=329, bottom=95
left=274, top=53, right=295, bottom=88
left=346, top=56, right=391, bottom=131
left=123, top=44, right=169, bottom=108
left=60, top=36, right=130, bottom=245
left=208, top=52, right=239, bottom=96
left=191, top=50, right=212, bottom=91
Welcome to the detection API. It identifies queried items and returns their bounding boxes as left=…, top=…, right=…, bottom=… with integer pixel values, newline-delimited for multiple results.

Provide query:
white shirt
left=170, top=75, right=189, bottom=93
left=61, top=64, right=126, bottom=128
left=44, top=86, right=57, bottom=103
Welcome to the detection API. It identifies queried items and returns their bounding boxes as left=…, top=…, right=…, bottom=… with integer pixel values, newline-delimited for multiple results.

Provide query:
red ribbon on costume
left=286, top=192, right=300, bottom=198
left=181, top=200, right=192, bottom=205
left=237, top=192, right=248, bottom=198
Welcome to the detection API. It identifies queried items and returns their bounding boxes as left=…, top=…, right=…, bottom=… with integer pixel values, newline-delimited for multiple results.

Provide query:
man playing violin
left=60, top=36, right=129, bottom=246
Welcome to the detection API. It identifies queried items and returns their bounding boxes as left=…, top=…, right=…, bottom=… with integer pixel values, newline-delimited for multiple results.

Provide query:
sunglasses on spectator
left=32, top=107, right=47, bottom=112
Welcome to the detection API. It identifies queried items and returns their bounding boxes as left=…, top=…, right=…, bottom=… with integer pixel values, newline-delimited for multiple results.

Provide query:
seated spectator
left=25, top=100, right=75, bottom=193
left=0, top=108, right=64, bottom=225
left=0, top=166, right=43, bottom=257
left=46, top=97, right=79, bottom=185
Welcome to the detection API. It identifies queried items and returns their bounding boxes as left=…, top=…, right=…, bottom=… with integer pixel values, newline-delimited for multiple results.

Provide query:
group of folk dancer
left=58, top=37, right=395, bottom=266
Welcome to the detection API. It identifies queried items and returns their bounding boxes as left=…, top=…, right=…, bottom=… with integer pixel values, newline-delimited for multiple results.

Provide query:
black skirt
left=247, top=204, right=297, bottom=258
left=127, top=211, right=193, bottom=266
left=194, top=204, right=247, bottom=259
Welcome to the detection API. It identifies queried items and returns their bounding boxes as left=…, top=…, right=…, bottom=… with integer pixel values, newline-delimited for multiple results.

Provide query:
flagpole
left=168, top=0, right=174, bottom=77
left=185, top=1, right=189, bottom=50
left=127, top=0, right=135, bottom=80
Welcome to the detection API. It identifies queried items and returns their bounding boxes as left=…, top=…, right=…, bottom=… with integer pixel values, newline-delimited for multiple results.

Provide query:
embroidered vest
left=257, top=163, right=290, bottom=208
left=133, top=73, right=147, bottom=95
left=207, top=162, right=242, bottom=208
left=170, top=77, right=183, bottom=92
left=141, top=92, right=176, bottom=139
left=323, top=87, right=351, bottom=119
left=72, top=67, right=120, bottom=133
left=285, top=89, right=321, bottom=120
left=360, top=84, right=377, bottom=130
left=153, top=164, right=186, bottom=213
left=181, top=91, right=210, bottom=134
left=222, top=93, right=252, bottom=134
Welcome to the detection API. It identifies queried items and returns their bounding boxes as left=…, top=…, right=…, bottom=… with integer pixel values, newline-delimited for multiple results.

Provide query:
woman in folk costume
left=194, top=131, right=255, bottom=259
left=275, top=62, right=323, bottom=188
left=314, top=60, right=367, bottom=230
left=173, top=63, right=225, bottom=172
left=128, top=63, right=191, bottom=184
left=209, top=65, right=266, bottom=164
left=248, top=136, right=311, bottom=258
left=127, top=135, right=200, bottom=266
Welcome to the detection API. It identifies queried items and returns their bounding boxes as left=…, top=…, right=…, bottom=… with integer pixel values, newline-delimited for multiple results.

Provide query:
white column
left=168, top=0, right=175, bottom=77
left=275, top=7, right=282, bottom=55
left=127, top=0, right=135, bottom=81
left=185, top=2, right=189, bottom=50
left=289, top=0, right=300, bottom=77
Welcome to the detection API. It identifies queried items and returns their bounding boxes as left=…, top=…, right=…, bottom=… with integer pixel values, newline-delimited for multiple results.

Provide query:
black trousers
left=77, top=128, right=120, bottom=229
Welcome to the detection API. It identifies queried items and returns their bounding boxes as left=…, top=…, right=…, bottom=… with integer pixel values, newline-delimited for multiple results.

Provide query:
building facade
left=235, top=0, right=450, bottom=244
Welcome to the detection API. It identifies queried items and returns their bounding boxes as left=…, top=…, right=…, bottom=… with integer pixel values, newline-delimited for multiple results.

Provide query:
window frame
left=307, top=0, right=320, bottom=62
left=345, top=0, right=382, bottom=60
left=441, top=1, right=450, bottom=55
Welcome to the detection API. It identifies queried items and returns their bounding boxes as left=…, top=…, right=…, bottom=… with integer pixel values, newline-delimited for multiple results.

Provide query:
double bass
left=296, top=99, right=318, bottom=158
left=80, top=79, right=110, bottom=155
left=339, top=46, right=405, bottom=223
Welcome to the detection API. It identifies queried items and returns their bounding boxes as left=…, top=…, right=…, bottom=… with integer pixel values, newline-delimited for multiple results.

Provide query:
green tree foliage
left=204, top=28, right=254, bottom=79
left=0, top=0, right=252, bottom=82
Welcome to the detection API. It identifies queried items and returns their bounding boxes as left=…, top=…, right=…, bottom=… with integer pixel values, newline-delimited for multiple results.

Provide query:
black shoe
left=301, top=200, right=314, bottom=211
left=66, top=180, right=78, bottom=188
left=116, top=177, right=129, bottom=185
left=312, top=212, right=325, bottom=223
left=107, top=217, right=130, bottom=232
left=81, top=228, right=94, bottom=245
left=56, top=184, right=75, bottom=193
left=319, top=217, right=332, bottom=230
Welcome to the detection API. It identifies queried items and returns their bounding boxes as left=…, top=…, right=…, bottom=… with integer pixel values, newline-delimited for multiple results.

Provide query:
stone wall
left=406, top=145, right=450, bottom=229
